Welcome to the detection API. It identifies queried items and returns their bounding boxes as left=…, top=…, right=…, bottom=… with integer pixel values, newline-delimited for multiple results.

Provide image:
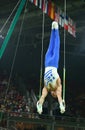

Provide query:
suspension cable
left=39, top=3, right=45, bottom=98
left=0, top=0, right=21, bottom=33
left=5, top=0, right=28, bottom=100
left=63, top=0, right=66, bottom=101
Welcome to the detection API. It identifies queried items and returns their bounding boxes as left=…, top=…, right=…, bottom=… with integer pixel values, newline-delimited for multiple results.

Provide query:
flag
left=72, top=22, right=76, bottom=37
left=61, top=12, right=64, bottom=27
left=39, top=0, right=42, bottom=9
left=64, top=16, right=68, bottom=30
left=34, top=0, right=38, bottom=6
left=50, top=2, right=55, bottom=20
left=68, top=17, right=73, bottom=35
left=42, top=0, right=45, bottom=12
left=55, top=12, right=59, bottom=22
left=47, top=0, right=51, bottom=17
left=44, top=0, right=48, bottom=13
left=55, top=8, right=60, bottom=22
left=33, top=0, right=36, bottom=4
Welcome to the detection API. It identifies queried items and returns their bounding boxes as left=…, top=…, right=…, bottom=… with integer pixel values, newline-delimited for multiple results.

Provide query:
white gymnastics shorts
left=44, top=67, right=59, bottom=89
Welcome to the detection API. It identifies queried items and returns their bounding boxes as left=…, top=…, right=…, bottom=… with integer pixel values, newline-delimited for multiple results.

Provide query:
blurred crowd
left=0, top=78, right=34, bottom=114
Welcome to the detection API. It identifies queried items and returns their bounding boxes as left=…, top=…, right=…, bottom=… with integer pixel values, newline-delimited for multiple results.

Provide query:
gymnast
left=37, top=21, right=65, bottom=114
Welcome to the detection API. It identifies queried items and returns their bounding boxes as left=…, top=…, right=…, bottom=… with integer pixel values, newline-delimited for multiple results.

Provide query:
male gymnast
left=37, top=21, right=65, bottom=114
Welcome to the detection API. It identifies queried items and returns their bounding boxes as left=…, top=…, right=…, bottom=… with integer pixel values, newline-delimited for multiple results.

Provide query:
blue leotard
left=44, top=22, right=60, bottom=88
left=45, top=27, right=60, bottom=68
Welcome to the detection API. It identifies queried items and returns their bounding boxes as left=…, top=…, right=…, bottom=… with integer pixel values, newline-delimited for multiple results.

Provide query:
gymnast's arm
left=39, top=86, right=48, bottom=105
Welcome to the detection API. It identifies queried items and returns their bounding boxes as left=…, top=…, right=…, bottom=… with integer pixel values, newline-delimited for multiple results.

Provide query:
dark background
left=0, top=0, right=85, bottom=117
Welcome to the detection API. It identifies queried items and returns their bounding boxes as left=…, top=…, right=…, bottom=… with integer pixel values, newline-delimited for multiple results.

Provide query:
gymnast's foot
left=60, top=100, right=65, bottom=114
left=52, top=21, right=58, bottom=29
left=37, top=101, right=43, bottom=114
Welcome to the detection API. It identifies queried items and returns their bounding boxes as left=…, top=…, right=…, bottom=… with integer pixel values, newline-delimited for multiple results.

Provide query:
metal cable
left=63, top=0, right=66, bottom=101
left=39, top=1, right=45, bottom=98
left=4, top=0, right=28, bottom=101
left=0, top=0, right=20, bottom=33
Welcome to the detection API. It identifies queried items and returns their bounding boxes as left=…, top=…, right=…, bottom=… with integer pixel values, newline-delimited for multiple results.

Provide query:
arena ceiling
left=0, top=0, right=85, bottom=99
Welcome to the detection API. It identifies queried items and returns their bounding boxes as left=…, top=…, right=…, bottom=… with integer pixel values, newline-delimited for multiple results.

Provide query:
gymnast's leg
left=45, top=21, right=60, bottom=68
